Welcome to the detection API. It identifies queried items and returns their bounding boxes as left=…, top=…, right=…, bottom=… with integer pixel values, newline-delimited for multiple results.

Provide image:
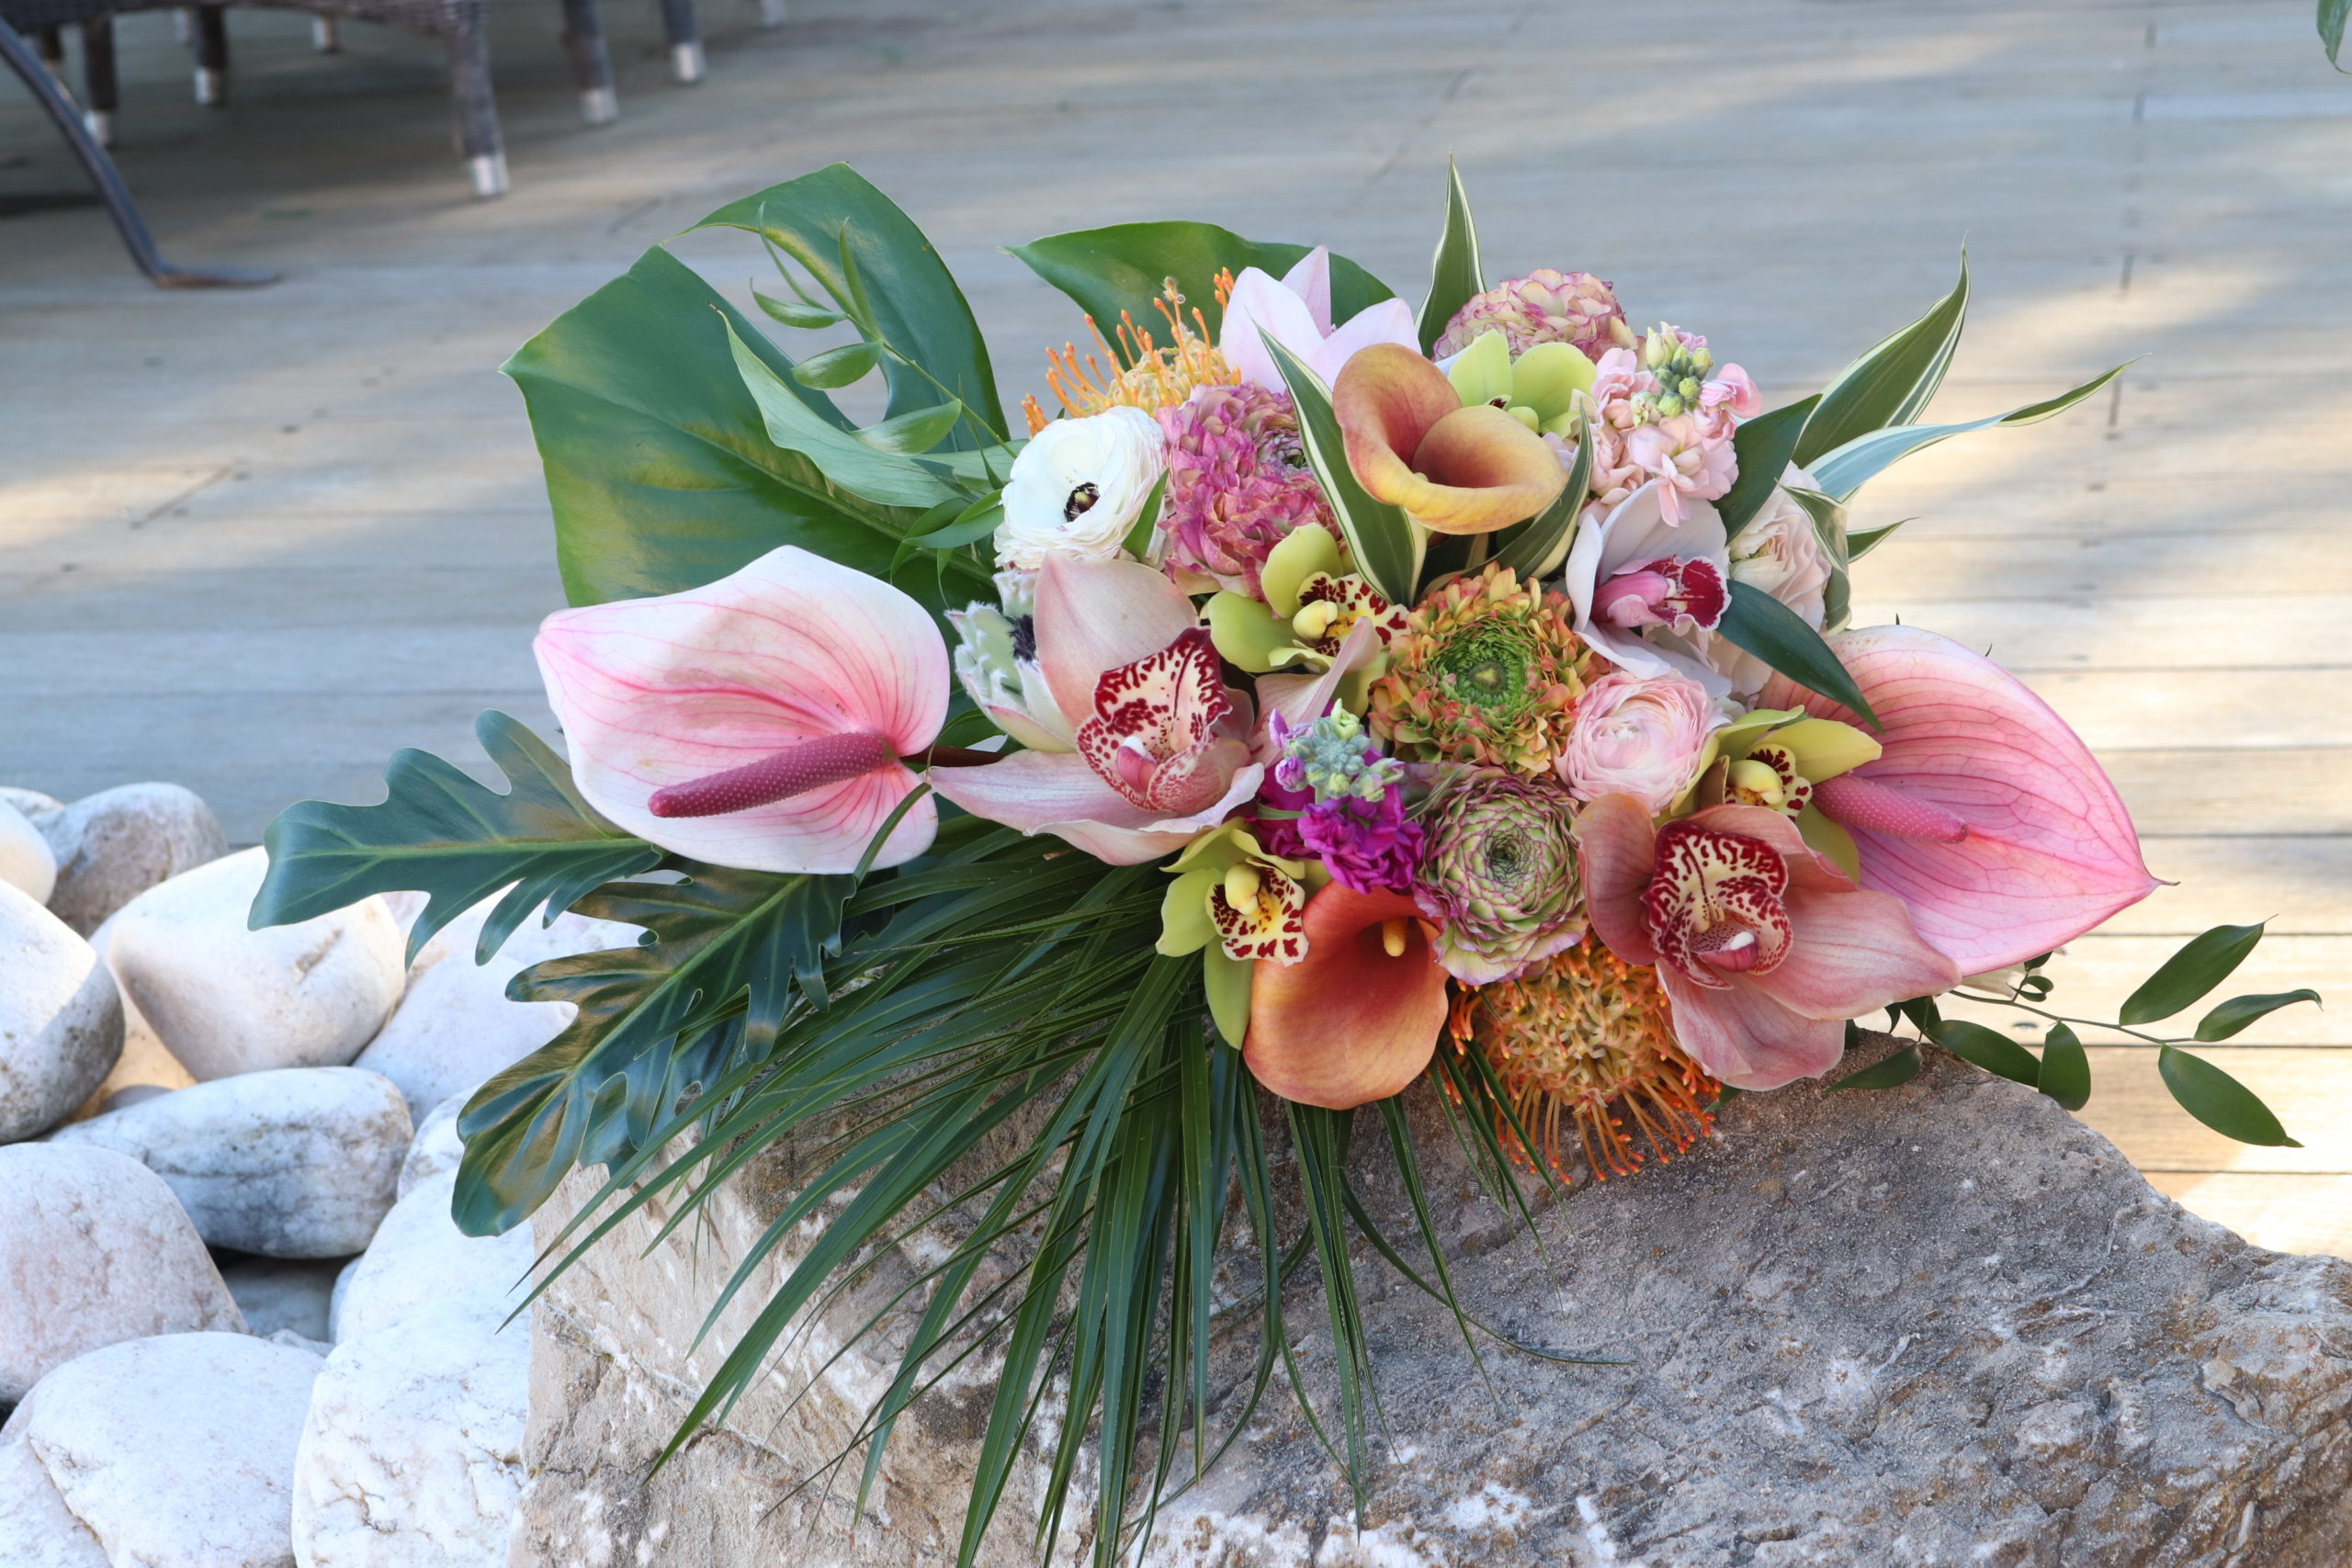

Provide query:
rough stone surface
left=333, top=1168, right=533, bottom=1343
left=0, top=1419, right=108, bottom=1568
left=34, top=782, right=229, bottom=936
left=399, top=1092, right=469, bottom=1199
left=10, top=1331, right=321, bottom=1568
left=0, top=883, right=122, bottom=1144
left=292, top=1293, right=531, bottom=1567
left=0, top=1144, right=246, bottom=1400
left=51, top=1067, right=410, bottom=1257
left=222, top=1256, right=350, bottom=1343
left=507, top=1042, right=2352, bottom=1568
left=0, top=799, right=56, bottom=908
left=353, top=946, right=571, bottom=1123
left=69, top=913, right=199, bottom=1122
left=0, top=788, right=62, bottom=820
left=106, top=847, right=406, bottom=1083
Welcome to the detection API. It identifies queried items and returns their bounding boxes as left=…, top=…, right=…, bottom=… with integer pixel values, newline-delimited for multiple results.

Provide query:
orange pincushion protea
left=1449, top=934, right=1718, bottom=1181
left=1025, top=276, right=1239, bottom=434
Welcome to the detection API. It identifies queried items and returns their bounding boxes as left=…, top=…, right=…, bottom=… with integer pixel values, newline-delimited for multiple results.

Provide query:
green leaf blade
left=2037, top=1022, right=2091, bottom=1111
left=1808, top=362, right=2130, bottom=503
left=1928, top=1018, right=2041, bottom=1087
left=1794, top=254, right=1969, bottom=468
left=1716, top=581, right=1880, bottom=728
left=2324, top=0, right=2349, bottom=69
left=2119, top=922, right=2265, bottom=1026
left=791, top=340, right=882, bottom=389
left=724, top=319, right=961, bottom=511
left=1718, top=396, right=1817, bottom=537
left=1261, top=335, right=1421, bottom=604
left=2159, top=1045, right=2301, bottom=1147
left=1829, top=1044, right=1923, bottom=1092
left=2194, top=989, right=2323, bottom=1043
left=1416, top=159, right=1482, bottom=354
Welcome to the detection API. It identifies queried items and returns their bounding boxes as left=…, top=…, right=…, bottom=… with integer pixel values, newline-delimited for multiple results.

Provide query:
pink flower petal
left=1035, top=554, right=1202, bottom=728
left=534, top=546, right=945, bottom=874
left=1220, top=265, right=1327, bottom=391
left=1251, top=619, right=1380, bottom=761
left=928, top=750, right=1262, bottom=865
left=1569, top=793, right=1659, bottom=965
left=1305, top=297, right=1421, bottom=385
left=1279, top=246, right=1334, bottom=335
left=1759, top=626, right=2159, bottom=973
left=1657, top=965, right=1847, bottom=1089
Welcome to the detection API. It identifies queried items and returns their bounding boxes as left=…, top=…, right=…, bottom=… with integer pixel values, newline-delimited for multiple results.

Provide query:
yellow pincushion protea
left=1369, top=563, right=1592, bottom=775
left=1449, top=934, right=1718, bottom=1181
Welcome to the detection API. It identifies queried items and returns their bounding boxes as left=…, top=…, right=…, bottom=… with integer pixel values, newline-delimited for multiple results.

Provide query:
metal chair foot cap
left=670, top=40, right=704, bottom=83
left=468, top=152, right=508, bottom=198
left=580, top=85, right=617, bottom=123
left=194, top=65, right=225, bottom=106
left=83, top=110, right=115, bottom=147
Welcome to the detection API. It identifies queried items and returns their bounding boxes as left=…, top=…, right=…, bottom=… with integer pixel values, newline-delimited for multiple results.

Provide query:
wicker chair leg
left=657, top=0, right=701, bottom=84
left=311, top=15, right=340, bottom=51
left=445, top=28, right=505, bottom=197
left=192, top=5, right=226, bottom=107
left=559, top=0, right=616, bottom=123
left=80, top=16, right=115, bottom=145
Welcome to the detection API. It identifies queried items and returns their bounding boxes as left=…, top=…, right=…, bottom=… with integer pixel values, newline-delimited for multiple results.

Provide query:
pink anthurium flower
left=1577, top=795, right=1960, bottom=1089
left=929, top=555, right=1264, bottom=864
left=1219, top=247, right=1421, bottom=391
left=1759, top=625, right=2160, bottom=974
left=534, top=546, right=949, bottom=875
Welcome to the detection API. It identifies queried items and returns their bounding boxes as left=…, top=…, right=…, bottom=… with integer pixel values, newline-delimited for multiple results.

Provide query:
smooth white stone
left=0, top=788, right=62, bottom=819
left=290, top=1294, right=530, bottom=1567
left=0, top=800, right=56, bottom=907
left=36, top=784, right=228, bottom=936
left=51, top=1067, right=410, bottom=1258
left=14, top=1332, right=321, bottom=1568
left=221, top=1256, right=348, bottom=1342
left=71, top=913, right=198, bottom=1120
left=107, top=848, right=405, bottom=1082
left=398, top=1091, right=469, bottom=1199
left=0, top=883, right=122, bottom=1144
left=0, top=1147, right=244, bottom=1401
left=352, top=950, right=569, bottom=1124
left=0, top=1421, right=108, bottom=1568
left=331, top=1169, right=531, bottom=1343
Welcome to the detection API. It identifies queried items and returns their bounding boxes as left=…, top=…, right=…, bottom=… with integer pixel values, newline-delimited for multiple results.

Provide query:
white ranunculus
left=994, top=406, right=1168, bottom=570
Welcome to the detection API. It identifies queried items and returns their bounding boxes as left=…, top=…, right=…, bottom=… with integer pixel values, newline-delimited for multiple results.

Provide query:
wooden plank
left=2141, top=1174, right=2352, bottom=1261
left=1939, top=934, right=2347, bottom=1045
left=2062, top=1047, right=2352, bottom=1174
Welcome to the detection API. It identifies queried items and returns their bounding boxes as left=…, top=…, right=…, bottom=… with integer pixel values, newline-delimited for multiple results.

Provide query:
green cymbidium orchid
left=1678, top=707, right=1883, bottom=880
left=1443, top=327, right=1596, bottom=440
left=1203, top=525, right=1404, bottom=710
left=1157, top=824, right=1325, bottom=1046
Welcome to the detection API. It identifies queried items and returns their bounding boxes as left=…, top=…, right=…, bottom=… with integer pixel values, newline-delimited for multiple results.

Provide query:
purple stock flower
left=1300, top=792, right=1423, bottom=896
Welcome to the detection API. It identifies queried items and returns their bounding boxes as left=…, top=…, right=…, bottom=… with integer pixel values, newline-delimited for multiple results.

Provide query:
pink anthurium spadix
left=929, top=554, right=1264, bottom=864
left=534, top=545, right=949, bottom=875
left=1577, top=796, right=1960, bottom=1089
left=1759, top=625, right=2160, bottom=974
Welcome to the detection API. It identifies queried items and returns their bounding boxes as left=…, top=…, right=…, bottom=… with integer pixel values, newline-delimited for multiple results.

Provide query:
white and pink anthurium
left=534, top=546, right=949, bottom=875
left=1218, top=247, right=1421, bottom=392
left=1758, top=625, right=2161, bottom=975
left=930, top=554, right=1265, bottom=864
left=1563, top=479, right=1735, bottom=694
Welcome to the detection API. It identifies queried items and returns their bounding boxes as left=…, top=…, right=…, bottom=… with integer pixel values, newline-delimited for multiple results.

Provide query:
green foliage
left=1717, top=582, right=1881, bottom=728
left=1928, top=1018, right=2041, bottom=1087
left=2324, top=0, right=2348, bottom=69
left=1492, top=423, right=1593, bottom=581
left=2159, top=1046, right=2301, bottom=1147
left=724, top=320, right=964, bottom=510
left=1416, top=159, right=1483, bottom=355
left=1261, top=334, right=1422, bottom=604
left=1829, top=1044, right=1923, bottom=1091
left=2036, top=1023, right=2091, bottom=1111
left=1008, top=223, right=1394, bottom=365
left=1795, top=254, right=1969, bottom=468
left=2195, top=989, right=2323, bottom=1043
left=2119, top=922, right=2265, bottom=1025
left=1807, top=362, right=2131, bottom=503
left=1718, top=396, right=1816, bottom=537
left=250, top=711, right=661, bottom=966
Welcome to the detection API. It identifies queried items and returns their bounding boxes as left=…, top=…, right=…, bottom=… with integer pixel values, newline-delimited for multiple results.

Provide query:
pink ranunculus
left=927, top=555, right=1263, bottom=864
left=533, top=546, right=949, bottom=874
left=1576, top=795, right=1961, bottom=1089
left=1218, top=247, right=1421, bottom=392
left=1758, top=626, right=2160, bottom=974
left=1560, top=671, right=1725, bottom=817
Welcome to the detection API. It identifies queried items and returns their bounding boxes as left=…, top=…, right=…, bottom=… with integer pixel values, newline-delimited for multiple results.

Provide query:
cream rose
left=1559, top=671, right=1725, bottom=817
left=1728, top=484, right=1833, bottom=627
left=994, top=406, right=1167, bottom=570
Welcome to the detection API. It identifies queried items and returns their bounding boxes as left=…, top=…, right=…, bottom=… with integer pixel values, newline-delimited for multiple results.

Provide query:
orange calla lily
left=1334, top=344, right=1569, bottom=536
left=1243, top=884, right=1450, bottom=1109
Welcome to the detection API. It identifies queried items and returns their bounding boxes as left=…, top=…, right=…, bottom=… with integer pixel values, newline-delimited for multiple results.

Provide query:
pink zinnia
left=1155, top=383, right=1337, bottom=595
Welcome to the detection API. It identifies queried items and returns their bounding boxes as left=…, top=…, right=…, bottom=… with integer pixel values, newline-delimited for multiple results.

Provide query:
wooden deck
left=3, top=0, right=2346, bottom=1252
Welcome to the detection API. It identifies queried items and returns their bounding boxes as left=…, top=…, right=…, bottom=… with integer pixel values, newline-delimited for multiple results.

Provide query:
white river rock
left=0, top=787, right=62, bottom=819
left=0, top=883, right=122, bottom=1144
left=106, top=847, right=405, bottom=1082
left=50, top=1066, right=410, bottom=1257
left=398, top=1091, right=469, bottom=1199
left=0, top=799, right=56, bottom=907
left=221, top=1256, right=349, bottom=1343
left=331, top=1168, right=533, bottom=1343
left=0, top=1144, right=245, bottom=1401
left=35, top=783, right=229, bottom=937
left=11, top=1331, right=321, bottom=1568
left=353, top=950, right=570, bottom=1124
left=0, top=1420, right=108, bottom=1568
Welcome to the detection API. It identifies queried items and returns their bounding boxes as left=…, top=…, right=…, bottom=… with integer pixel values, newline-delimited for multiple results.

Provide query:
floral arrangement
left=251, top=164, right=2324, bottom=1564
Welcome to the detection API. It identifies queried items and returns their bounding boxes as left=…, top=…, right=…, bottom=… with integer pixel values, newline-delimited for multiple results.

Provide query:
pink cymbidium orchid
left=1220, top=247, right=1421, bottom=391
left=1758, top=626, right=2160, bottom=974
left=930, top=555, right=1264, bottom=863
left=534, top=546, right=949, bottom=875
left=1577, top=795, right=1960, bottom=1089
left=1563, top=479, right=1734, bottom=693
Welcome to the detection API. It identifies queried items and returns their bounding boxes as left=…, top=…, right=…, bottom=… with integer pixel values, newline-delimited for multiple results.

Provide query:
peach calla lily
left=1577, top=796, right=1960, bottom=1089
left=1244, top=884, right=1449, bottom=1109
left=928, top=555, right=1263, bottom=863
left=533, top=545, right=948, bottom=874
left=1334, top=344, right=1569, bottom=535
left=1758, top=625, right=2160, bottom=974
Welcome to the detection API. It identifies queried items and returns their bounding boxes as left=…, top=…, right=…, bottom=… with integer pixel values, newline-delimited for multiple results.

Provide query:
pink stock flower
left=1218, top=247, right=1420, bottom=392
left=1154, top=383, right=1336, bottom=595
left=1577, top=796, right=1961, bottom=1089
left=1560, top=671, right=1725, bottom=816
left=928, top=556, right=1263, bottom=863
left=1758, top=626, right=2161, bottom=974
left=533, top=546, right=948, bottom=874
left=1584, top=333, right=1758, bottom=516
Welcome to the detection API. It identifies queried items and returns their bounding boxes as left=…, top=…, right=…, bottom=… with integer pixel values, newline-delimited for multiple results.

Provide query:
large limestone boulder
left=0, top=884, right=122, bottom=1143
left=35, top=783, right=229, bottom=936
left=291, top=1294, right=531, bottom=1567
left=0, top=799, right=56, bottom=907
left=50, top=1068, right=411, bottom=1257
left=332, top=1168, right=534, bottom=1343
left=4, top=1332, right=322, bottom=1567
left=506, top=1040, right=2352, bottom=1568
left=106, top=848, right=405, bottom=1083
left=0, top=1144, right=245, bottom=1401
